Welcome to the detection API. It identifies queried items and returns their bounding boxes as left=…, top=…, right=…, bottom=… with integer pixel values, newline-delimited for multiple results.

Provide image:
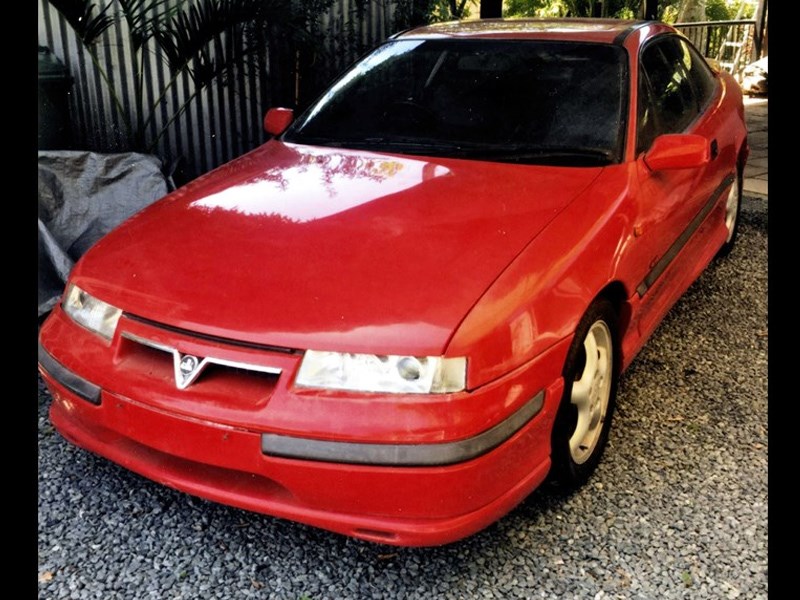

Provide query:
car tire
left=716, top=170, right=743, bottom=258
left=550, top=299, right=619, bottom=489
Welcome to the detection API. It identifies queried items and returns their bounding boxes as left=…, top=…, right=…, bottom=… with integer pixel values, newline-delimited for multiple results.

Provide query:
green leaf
left=153, top=0, right=284, bottom=88
left=48, top=0, right=114, bottom=46
left=117, top=0, right=181, bottom=51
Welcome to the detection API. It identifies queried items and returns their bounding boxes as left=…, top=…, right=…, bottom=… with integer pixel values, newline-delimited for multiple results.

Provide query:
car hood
left=73, top=141, right=601, bottom=355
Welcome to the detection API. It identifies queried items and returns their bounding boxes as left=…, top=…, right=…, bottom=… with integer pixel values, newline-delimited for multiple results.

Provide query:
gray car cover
left=38, top=151, right=170, bottom=316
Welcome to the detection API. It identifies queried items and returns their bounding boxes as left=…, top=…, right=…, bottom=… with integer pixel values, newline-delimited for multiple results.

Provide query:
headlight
left=62, top=284, right=122, bottom=340
left=295, top=350, right=466, bottom=394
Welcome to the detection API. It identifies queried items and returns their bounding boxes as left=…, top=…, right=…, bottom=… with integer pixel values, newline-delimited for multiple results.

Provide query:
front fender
left=447, top=166, right=637, bottom=389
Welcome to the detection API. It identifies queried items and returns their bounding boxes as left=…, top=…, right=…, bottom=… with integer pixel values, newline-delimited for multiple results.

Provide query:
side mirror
left=643, top=134, right=710, bottom=171
left=264, top=108, right=294, bottom=136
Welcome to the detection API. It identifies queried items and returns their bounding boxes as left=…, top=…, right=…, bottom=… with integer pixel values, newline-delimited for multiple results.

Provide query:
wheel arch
left=593, top=281, right=632, bottom=356
left=736, top=139, right=748, bottom=179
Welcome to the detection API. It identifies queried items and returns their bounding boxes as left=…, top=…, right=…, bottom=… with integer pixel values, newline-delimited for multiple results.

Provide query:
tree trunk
left=480, top=0, right=503, bottom=19
left=643, top=0, right=658, bottom=20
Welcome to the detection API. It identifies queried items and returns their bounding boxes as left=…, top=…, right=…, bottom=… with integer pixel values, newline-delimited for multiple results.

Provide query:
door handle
left=710, top=139, right=719, bottom=160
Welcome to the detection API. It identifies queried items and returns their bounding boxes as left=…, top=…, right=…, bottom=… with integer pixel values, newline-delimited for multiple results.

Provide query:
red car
left=38, top=18, right=748, bottom=546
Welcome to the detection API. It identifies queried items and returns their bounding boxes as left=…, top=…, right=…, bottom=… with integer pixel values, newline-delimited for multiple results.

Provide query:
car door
left=632, top=35, right=728, bottom=337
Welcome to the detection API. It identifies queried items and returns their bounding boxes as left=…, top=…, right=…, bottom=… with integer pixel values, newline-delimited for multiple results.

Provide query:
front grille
left=115, top=332, right=282, bottom=407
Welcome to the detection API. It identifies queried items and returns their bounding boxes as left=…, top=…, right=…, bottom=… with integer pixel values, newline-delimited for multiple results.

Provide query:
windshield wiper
left=287, top=136, right=615, bottom=165
left=289, top=135, right=473, bottom=156
left=469, top=145, right=615, bottom=166
left=334, top=137, right=469, bottom=154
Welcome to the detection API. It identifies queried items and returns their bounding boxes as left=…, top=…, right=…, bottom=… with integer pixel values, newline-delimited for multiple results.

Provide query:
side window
left=639, top=37, right=699, bottom=143
left=679, top=39, right=718, bottom=109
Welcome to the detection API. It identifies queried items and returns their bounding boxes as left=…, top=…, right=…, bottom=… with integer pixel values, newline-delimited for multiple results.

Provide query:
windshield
left=284, top=39, right=628, bottom=166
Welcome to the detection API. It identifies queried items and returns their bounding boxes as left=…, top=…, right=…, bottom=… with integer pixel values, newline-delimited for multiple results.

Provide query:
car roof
left=393, top=18, right=659, bottom=45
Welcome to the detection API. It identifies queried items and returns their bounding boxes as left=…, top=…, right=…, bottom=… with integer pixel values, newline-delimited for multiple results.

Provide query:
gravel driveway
left=38, top=197, right=767, bottom=600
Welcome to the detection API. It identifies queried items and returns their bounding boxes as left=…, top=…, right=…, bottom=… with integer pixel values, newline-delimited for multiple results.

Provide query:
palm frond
left=48, top=0, right=114, bottom=46
left=117, top=0, right=181, bottom=51
left=154, top=0, right=283, bottom=88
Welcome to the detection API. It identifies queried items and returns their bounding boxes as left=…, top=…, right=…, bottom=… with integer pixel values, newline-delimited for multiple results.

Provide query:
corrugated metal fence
left=38, top=0, right=397, bottom=179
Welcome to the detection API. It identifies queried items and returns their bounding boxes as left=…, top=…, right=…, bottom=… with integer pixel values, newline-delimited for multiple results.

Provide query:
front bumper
left=39, top=308, right=569, bottom=546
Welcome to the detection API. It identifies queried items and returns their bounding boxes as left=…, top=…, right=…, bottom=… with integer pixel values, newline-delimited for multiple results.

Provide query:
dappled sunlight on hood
left=191, top=146, right=452, bottom=222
